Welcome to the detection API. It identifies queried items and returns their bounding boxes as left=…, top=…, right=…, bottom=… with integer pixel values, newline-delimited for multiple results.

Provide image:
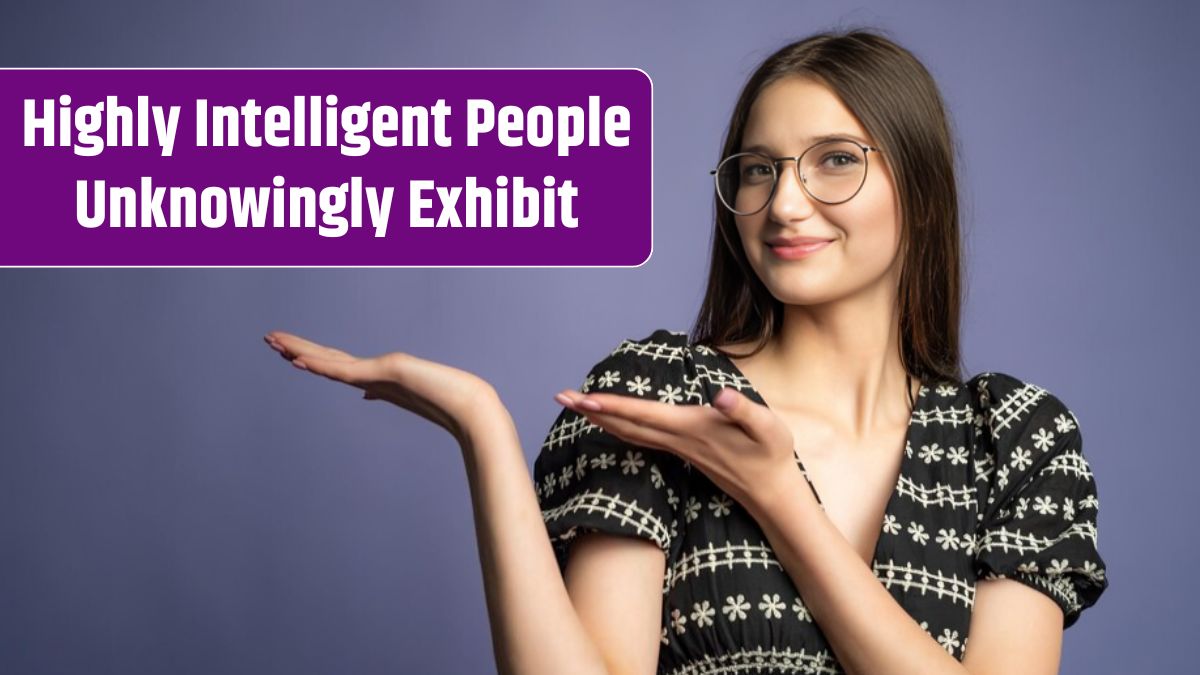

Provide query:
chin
left=761, top=279, right=844, bottom=307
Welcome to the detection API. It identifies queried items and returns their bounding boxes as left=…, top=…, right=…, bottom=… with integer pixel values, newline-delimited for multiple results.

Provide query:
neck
left=762, top=281, right=916, bottom=441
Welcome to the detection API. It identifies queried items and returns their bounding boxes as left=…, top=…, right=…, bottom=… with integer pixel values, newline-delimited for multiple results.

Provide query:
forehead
left=742, top=76, right=871, bottom=150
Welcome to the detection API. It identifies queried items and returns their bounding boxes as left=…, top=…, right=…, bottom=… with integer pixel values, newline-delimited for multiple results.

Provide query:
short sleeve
left=533, top=330, right=691, bottom=578
left=970, top=372, right=1109, bottom=628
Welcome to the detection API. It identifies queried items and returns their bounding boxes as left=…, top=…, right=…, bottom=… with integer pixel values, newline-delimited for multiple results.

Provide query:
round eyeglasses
left=709, top=139, right=881, bottom=215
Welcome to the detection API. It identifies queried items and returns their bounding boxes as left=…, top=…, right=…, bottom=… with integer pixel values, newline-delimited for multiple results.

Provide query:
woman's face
left=733, top=76, right=904, bottom=308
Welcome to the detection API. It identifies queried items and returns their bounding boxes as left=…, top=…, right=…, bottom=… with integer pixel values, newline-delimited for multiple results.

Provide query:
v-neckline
left=710, top=348, right=928, bottom=569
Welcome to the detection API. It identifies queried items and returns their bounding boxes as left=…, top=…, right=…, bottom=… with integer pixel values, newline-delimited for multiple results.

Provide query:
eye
left=739, top=159, right=774, bottom=184
left=821, top=152, right=861, bottom=169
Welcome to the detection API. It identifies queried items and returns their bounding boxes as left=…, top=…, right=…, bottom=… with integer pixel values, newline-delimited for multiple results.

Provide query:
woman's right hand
left=263, top=330, right=500, bottom=446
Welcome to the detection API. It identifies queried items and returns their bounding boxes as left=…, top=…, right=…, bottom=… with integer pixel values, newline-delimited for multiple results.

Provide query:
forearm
left=459, top=392, right=609, bottom=675
left=745, top=470, right=969, bottom=675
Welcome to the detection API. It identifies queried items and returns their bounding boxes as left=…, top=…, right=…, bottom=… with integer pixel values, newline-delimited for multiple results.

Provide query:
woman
left=264, top=28, right=1108, bottom=675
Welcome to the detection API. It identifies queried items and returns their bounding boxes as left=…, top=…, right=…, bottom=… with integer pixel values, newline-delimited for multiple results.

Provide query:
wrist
left=744, top=464, right=812, bottom=520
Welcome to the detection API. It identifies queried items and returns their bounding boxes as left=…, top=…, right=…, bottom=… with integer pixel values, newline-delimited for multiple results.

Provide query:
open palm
left=263, top=331, right=495, bottom=445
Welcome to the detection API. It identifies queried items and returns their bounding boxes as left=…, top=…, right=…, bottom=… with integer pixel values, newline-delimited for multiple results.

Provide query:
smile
left=767, top=240, right=833, bottom=259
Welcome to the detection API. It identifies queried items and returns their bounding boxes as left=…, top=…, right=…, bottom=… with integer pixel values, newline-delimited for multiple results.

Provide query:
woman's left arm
left=743, top=471, right=1064, bottom=675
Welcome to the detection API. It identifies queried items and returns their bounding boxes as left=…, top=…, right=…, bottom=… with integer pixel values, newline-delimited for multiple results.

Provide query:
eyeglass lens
left=715, top=140, right=868, bottom=214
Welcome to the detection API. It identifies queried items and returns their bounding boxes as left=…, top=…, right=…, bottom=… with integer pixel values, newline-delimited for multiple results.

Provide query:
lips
left=767, top=236, right=835, bottom=247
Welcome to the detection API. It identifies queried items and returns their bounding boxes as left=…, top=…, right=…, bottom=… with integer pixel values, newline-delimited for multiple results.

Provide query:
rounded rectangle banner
left=1, top=68, right=653, bottom=267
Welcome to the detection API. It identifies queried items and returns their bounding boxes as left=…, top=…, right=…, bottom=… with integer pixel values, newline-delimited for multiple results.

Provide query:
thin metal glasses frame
left=709, top=139, right=881, bottom=215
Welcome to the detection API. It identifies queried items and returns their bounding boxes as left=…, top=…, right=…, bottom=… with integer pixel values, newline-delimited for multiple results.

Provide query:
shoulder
left=578, top=328, right=693, bottom=396
left=965, top=370, right=1081, bottom=448
left=966, top=370, right=1091, bottom=520
left=967, top=371, right=1108, bottom=626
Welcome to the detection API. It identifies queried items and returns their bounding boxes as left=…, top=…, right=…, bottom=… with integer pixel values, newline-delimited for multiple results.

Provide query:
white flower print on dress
left=1011, top=446, right=1033, bottom=471
left=670, top=608, right=687, bottom=634
left=597, top=369, right=621, bottom=388
left=1015, top=496, right=1030, bottom=519
left=1047, top=559, right=1071, bottom=575
left=574, top=454, right=588, bottom=479
left=919, top=443, right=945, bottom=464
left=650, top=464, right=664, bottom=488
left=709, top=494, right=733, bottom=518
left=960, top=532, right=977, bottom=556
left=626, top=375, right=652, bottom=396
left=1031, top=427, right=1055, bottom=453
left=691, top=600, right=716, bottom=628
left=1082, top=560, right=1105, bottom=579
left=1033, top=495, right=1058, bottom=516
left=620, top=450, right=645, bottom=475
left=684, top=497, right=702, bottom=523
left=722, top=594, right=750, bottom=622
left=791, top=597, right=812, bottom=622
left=937, top=628, right=961, bottom=654
left=1053, top=412, right=1078, bottom=434
left=882, top=514, right=902, bottom=535
left=996, top=464, right=1011, bottom=490
left=935, top=528, right=960, bottom=551
left=591, top=452, right=617, bottom=470
left=907, top=521, right=930, bottom=545
left=759, top=593, right=785, bottom=619
left=946, top=446, right=969, bottom=465
left=657, top=383, right=684, bottom=405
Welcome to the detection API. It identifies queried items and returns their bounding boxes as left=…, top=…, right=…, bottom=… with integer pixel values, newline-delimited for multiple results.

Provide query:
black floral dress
left=534, top=329, right=1109, bottom=674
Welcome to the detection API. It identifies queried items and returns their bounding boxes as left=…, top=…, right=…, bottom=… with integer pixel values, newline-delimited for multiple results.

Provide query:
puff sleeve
left=533, top=330, right=691, bottom=578
left=971, top=373, right=1109, bottom=628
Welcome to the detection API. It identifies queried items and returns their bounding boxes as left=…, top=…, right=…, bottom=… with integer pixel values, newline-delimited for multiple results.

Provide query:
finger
left=558, top=389, right=746, bottom=446
left=265, top=331, right=356, bottom=362
left=572, top=391, right=707, bottom=437
left=580, top=409, right=687, bottom=458
left=711, top=387, right=779, bottom=447
left=291, top=353, right=376, bottom=388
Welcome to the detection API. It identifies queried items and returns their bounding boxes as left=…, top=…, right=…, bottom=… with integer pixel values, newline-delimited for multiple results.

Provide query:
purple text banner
left=1, top=69, right=653, bottom=267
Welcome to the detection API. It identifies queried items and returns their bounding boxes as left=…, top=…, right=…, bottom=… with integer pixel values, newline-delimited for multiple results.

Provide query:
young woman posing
left=264, top=28, right=1107, bottom=675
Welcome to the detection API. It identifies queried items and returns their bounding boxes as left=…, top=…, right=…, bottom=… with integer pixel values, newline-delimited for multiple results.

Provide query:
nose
left=767, top=159, right=817, bottom=221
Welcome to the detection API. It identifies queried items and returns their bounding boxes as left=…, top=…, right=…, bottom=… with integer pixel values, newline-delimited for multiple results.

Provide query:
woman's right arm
left=262, top=332, right=663, bottom=675
left=463, top=388, right=667, bottom=675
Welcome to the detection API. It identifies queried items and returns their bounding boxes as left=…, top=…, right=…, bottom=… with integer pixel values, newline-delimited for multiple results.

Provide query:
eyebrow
left=740, top=133, right=871, bottom=153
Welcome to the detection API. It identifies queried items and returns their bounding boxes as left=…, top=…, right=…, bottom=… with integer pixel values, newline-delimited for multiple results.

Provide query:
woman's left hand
left=554, top=387, right=801, bottom=513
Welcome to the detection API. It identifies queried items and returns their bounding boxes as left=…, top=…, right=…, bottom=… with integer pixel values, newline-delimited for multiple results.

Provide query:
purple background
left=2, top=1, right=1191, bottom=673
left=2, top=68, right=651, bottom=265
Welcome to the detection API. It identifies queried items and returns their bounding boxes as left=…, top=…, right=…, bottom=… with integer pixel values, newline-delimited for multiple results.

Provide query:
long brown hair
left=690, top=27, right=965, bottom=386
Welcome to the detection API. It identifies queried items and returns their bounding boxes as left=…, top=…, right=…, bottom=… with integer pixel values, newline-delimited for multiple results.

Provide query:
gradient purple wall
left=2, top=1, right=1191, bottom=673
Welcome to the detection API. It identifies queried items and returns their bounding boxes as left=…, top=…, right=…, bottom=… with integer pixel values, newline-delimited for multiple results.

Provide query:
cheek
left=733, top=218, right=763, bottom=266
left=843, top=173, right=903, bottom=258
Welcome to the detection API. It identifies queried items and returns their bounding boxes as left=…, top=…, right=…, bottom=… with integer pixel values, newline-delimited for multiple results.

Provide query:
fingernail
left=714, top=388, right=736, bottom=411
left=554, top=393, right=573, bottom=407
left=292, top=360, right=308, bottom=370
